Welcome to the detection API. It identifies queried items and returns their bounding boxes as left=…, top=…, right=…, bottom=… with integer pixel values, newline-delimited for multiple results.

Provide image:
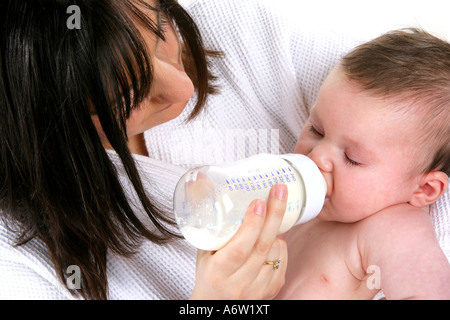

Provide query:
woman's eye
left=308, top=125, right=324, bottom=137
left=345, top=153, right=361, bottom=167
left=159, top=13, right=169, bottom=36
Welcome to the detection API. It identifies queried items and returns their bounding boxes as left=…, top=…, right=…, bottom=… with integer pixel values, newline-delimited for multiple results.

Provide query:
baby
left=276, top=28, right=450, bottom=299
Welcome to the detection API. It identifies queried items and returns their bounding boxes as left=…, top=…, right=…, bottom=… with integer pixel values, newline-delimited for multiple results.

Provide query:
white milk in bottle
left=173, top=154, right=327, bottom=250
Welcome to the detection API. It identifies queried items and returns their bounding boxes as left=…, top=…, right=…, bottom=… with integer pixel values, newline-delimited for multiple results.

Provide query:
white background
left=178, top=0, right=449, bottom=41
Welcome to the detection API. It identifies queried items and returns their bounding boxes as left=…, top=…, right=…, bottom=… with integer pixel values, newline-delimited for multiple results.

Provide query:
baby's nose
left=307, top=148, right=333, bottom=173
left=306, top=150, right=333, bottom=198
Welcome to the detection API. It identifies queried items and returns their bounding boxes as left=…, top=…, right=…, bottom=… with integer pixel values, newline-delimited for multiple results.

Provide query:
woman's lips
left=158, top=104, right=173, bottom=113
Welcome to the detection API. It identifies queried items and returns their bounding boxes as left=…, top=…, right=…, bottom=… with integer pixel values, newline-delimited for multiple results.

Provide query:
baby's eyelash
left=308, top=124, right=324, bottom=137
left=345, top=154, right=361, bottom=167
left=307, top=124, right=361, bottom=167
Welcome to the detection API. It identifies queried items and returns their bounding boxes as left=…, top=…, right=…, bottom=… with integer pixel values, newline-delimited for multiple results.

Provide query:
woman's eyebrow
left=155, top=2, right=164, bottom=45
left=156, top=1, right=162, bottom=25
left=152, top=1, right=161, bottom=48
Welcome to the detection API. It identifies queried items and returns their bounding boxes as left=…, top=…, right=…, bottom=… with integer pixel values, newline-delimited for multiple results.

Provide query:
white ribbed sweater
left=1, top=0, right=448, bottom=299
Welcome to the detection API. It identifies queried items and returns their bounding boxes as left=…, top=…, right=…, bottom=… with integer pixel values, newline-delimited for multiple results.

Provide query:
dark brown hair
left=341, top=28, right=450, bottom=175
left=0, top=0, right=219, bottom=299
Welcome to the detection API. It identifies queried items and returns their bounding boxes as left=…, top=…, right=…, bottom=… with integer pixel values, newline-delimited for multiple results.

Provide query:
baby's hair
left=341, top=28, right=450, bottom=176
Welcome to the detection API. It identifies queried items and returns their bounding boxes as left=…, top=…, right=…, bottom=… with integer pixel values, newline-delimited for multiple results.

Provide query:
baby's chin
left=316, top=202, right=357, bottom=223
left=316, top=200, right=334, bottom=221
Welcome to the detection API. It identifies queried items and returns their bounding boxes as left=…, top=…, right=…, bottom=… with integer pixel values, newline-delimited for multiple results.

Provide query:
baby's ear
left=409, top=171, right=449, bottom=208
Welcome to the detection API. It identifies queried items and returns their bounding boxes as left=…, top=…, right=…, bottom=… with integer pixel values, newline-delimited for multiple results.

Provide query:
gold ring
left=263, top=260, right=281, bottom=270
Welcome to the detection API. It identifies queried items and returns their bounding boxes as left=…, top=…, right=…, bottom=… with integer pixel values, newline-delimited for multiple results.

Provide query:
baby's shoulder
left=355, top=204, right=435, bottom=262
left=357, top=203, right=431, bottom=236
left=354, top=204, right=450, bottom=299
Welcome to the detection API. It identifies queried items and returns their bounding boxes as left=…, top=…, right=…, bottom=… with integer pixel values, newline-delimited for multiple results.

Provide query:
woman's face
left=125, top=0, right=194, bottom=136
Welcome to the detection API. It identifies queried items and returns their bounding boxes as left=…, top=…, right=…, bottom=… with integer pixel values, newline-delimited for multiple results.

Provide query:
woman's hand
left=190, top=184, right=288, bottom=300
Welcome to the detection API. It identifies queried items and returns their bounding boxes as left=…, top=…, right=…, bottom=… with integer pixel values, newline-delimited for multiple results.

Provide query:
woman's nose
left=149, top=55, right=195, bottom=105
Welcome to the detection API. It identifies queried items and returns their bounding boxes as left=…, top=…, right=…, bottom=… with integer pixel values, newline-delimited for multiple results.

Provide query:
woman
left=0, top=0, right=288, bottom=299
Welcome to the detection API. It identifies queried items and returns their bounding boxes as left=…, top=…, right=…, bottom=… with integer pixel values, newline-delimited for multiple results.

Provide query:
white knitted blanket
left=0, top=0, right=448, bottom=300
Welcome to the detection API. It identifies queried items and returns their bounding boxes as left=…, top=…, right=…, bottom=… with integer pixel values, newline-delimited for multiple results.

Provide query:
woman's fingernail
left=254, top=200, right=266, bottom=215
left=275, top=184, right=288, bottom=200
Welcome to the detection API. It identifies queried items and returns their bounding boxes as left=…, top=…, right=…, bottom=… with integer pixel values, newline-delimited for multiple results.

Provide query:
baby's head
left=340, top=28, right=450, bottom=177
left=296, top=28, right=449, bottom=222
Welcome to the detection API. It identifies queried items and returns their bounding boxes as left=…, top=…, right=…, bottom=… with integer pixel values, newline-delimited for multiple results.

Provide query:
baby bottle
left=173, top=153, right=327, bottom=251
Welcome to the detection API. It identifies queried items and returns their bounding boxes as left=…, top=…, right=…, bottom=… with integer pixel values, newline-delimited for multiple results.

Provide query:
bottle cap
left=280, top=154, right=327, bottom=224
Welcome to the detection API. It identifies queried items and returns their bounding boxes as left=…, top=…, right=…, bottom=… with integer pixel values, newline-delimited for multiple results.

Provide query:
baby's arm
left=359, top=203, right=450, bottom=299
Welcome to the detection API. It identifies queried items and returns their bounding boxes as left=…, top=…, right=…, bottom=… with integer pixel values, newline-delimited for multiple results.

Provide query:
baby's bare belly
left=276, top=220, right=380, bottom=300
